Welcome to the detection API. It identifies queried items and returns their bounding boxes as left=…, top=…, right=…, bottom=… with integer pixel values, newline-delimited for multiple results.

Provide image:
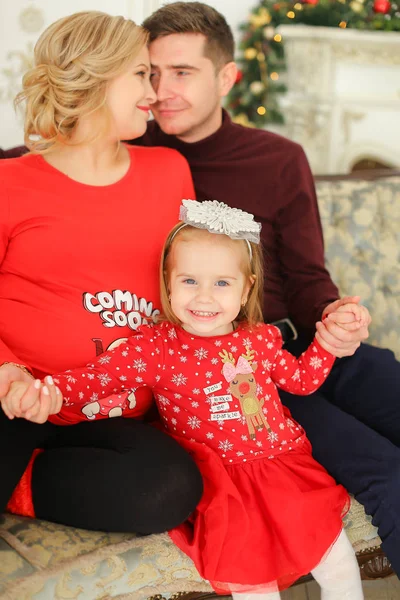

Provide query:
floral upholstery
left=317, top=175, right=400, bottom=358
left=1, top=172, right=399, bottom=599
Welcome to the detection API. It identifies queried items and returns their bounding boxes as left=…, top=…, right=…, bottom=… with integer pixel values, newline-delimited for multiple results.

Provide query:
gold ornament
left=263, top=25, right=275, bottom=39
left=233, top=113, right=256, bottom=128
left=350, top=0, right=364, bottom=11
left=244, top=47, right=258, bottom=60
left=249, top=7, right=272, bottom=27
left=250, top=81, right=265, bottom=95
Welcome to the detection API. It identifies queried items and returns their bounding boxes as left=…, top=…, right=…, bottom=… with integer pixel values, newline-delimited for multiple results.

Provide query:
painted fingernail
left=46, top=376, right=54, bottom=385
left=43, top=386, right=49, bottom=396
left=34, top=379, right=41, bottom=389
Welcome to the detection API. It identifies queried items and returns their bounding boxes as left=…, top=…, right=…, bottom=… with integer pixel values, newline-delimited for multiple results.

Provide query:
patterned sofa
left=1, top=168, right=400, bottom=600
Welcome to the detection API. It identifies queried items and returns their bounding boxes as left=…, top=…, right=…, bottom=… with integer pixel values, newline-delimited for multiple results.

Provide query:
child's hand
left=23, top=376, right=63, bottom=423
left=1, top=378, right=41, bottom=420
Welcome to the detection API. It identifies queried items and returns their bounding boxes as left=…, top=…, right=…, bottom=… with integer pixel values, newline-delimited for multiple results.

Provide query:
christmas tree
left=227, top=0, right=400, bottom=127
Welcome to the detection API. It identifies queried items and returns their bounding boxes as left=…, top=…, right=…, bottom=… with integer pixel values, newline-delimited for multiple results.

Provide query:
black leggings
left=0, top=410, right=203, bottom=534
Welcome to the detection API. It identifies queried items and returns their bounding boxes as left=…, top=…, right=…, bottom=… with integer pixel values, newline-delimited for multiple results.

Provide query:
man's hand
left=316, top=296, right=371, bottom=357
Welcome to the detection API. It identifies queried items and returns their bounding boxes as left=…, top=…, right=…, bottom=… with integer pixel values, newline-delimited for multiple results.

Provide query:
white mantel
left=277, top=25, right=400, bottom=174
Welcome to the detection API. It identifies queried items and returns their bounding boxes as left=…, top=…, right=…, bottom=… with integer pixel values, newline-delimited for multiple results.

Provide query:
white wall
left=0, top=0, right=254, bottom=149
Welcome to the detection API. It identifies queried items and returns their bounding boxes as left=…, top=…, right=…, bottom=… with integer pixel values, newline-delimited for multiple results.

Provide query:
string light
left=273, top=33, right=282, bottom=42
left=270, top=72, right=279, bottom=80
left=244, top=47, right=258, bottom=60
left=257, top=106, right=267, bottom=115
left=339, top=20, right=347, bottom=27
left=287, top=11, right=296, bottom=18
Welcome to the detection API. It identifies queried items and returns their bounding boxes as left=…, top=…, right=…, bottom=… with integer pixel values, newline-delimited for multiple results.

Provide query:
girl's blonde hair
left=15, top=11, right=148, bottom=154
left=160, top=224, right=264, bottom=327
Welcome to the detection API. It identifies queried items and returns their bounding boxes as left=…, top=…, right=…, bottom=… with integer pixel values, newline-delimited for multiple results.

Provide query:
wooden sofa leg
left=358, top=549, right=394, bottom=580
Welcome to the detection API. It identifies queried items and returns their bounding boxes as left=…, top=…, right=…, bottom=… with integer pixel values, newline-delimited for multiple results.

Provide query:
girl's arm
left=267, top=325, right=335, bottom=396
left=49, top=327, right=164, bottom=425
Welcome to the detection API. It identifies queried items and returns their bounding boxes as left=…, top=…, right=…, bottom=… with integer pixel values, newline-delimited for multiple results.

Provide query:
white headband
left=171, top=199, right=261, bottom=261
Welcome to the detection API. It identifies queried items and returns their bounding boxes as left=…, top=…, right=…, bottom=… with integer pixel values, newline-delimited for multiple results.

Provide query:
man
left=134, top=1, right=400, bottom=571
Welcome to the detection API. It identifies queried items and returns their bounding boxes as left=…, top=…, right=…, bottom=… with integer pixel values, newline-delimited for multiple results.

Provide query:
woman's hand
left=1, top=376, right=63, bottom=423
left=0, top=362, right=34, bottom=417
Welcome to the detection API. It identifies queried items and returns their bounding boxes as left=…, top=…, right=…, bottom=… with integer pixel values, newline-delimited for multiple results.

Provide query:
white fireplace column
left=277, top=25, right=400, bottom=174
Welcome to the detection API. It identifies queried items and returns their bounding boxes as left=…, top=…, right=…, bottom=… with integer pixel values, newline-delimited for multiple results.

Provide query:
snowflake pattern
left=171, top=373, right=188, bottom=387
left=133, top=358, right=147, bottom=372
left=188, top=415, right=201, bottom=429
left=310, top=356, right=323, bottom=370
left=194, top=347, right=208, bottom=360
left=98, top=355, right=112, bottom=365
left=157, top=395, right=170, bottom=406
left=219, top=439, right=234, bottom=452
left=97, top=373, right=112, bottom=387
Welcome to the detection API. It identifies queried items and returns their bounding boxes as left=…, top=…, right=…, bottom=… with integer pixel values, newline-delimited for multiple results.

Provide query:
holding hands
left=315, top=295, right=371, bottom=358
left=0, top=371, right=62, bottom=423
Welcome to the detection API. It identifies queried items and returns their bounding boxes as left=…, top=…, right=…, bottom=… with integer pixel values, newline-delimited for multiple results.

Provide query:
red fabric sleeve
left=274, top=148, right=339, bottom=332
left=267, top=325, right=335, bottom=395
left=0, top=178, right=32, bottom=368
left=49, top=326, right=164, bottom=425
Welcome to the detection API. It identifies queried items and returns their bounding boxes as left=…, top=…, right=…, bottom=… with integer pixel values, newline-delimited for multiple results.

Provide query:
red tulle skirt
left=169, top=438, right=349, bottom=594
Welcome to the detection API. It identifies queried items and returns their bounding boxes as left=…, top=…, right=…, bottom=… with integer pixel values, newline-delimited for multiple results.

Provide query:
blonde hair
left=160, top=224, right=264, bottom=327
left=15, top=11, right=148, bottom=154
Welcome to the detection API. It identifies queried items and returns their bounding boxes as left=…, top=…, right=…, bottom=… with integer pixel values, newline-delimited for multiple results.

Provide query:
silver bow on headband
left=179, top=199, right=261, bottom=244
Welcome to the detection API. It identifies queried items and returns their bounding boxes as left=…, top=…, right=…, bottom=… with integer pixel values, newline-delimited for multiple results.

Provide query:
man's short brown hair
left=143, top=2, right=234, bottom=70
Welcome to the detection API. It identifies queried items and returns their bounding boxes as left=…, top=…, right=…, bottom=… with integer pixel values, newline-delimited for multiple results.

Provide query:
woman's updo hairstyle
left=15, top=11, right=148, bottom=154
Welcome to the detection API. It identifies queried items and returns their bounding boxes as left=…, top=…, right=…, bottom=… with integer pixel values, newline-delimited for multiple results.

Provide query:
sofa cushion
left=316, top=176, right=400, bottom=358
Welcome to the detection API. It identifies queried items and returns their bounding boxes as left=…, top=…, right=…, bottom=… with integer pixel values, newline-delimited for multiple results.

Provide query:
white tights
left=231, top=530, right=364, bottom=600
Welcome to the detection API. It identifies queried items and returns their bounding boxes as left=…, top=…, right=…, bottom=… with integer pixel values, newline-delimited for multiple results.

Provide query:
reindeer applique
left=219, top=347, right=271, bottom=440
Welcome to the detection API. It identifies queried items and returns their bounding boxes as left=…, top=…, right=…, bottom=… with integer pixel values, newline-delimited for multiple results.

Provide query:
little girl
left=7, top=200, right=365, bottom=599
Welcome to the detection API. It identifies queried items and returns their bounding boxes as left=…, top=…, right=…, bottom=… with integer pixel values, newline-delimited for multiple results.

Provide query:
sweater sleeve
left=0, top=179, right=32, bottom=368
left=49, top=326, right=164, bottom=425
left=267, top=325, right=335, bottom=395
left=275, top=147, right=339, bottom=335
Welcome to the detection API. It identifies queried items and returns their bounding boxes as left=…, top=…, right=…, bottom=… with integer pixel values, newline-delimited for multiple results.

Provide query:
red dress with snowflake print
left=49, top=322, right=349, bottom=593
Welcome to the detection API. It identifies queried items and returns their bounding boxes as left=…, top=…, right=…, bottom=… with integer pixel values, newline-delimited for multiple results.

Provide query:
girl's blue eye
left=184, top=278, right=196, bottom=285
left=216, top=280, right=228, bottom=287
